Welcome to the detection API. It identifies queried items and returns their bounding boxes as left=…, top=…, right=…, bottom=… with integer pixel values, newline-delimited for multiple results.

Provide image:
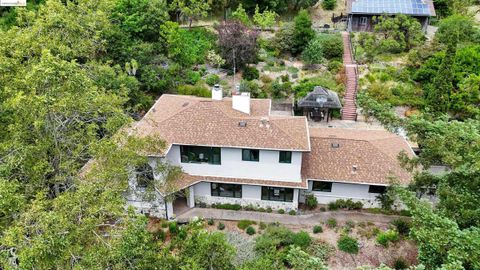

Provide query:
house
left=125, top=86, right=414, bottom=219
left=346, top=0, right=436, bottom=32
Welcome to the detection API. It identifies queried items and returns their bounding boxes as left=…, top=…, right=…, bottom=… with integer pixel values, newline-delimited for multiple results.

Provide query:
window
left=369, top=185, right=387, bottom=194
left=180, top=146, right=221, bottom=164
left=312, top=181, right=332, bottom=192
left=242, top=149, right=259, bottom=162
left=360, top=17, right=367, bottom=26
left=261, top=187, right=294, bottom=202
left=136, top=163, right=154, bottom=188
left=279, top=151, right=292, bottom=163
left=211, top=183, right=242, bottom=198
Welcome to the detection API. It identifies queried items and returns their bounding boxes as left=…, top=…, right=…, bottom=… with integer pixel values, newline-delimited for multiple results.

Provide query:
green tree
left=321, top=0, right=337, bottom=10
left=435, top=15, right=478, bottom=48
left=253, top=5, right=278, bottom=29
left=231, top=3, right=251, bottom=26
left=302, top=37, right=325, bottom=65
left=374, top=14, right=424, bottom=52
left=170, top=0, right=211, bottom=28
left=292, top=9, right=315, bottom=55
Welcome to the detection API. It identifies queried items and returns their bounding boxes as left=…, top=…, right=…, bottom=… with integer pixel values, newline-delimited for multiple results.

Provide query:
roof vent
left=352, top=165, right=358, bottom=173
left=331, top=143, right=340, bottom=148
left=239, top=121, right=247, bottom=127
left=182, top=102, right=189, bottom=107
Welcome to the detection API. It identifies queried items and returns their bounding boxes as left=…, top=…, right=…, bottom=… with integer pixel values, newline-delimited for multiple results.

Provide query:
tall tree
left=292, top=9, right=315, bottom=55
left=170, top=0, right=211, bottom=28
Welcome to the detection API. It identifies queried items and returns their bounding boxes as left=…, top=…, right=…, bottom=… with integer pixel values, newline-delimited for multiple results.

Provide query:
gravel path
left=177, top=208, right=404, bottom=225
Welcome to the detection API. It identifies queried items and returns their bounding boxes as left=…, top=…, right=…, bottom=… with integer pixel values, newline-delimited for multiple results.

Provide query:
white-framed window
left=360, top=17, right=368, bottom=26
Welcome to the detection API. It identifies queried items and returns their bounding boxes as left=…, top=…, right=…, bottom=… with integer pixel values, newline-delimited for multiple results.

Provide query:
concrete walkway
left=176, top=208, right=403, bottom=225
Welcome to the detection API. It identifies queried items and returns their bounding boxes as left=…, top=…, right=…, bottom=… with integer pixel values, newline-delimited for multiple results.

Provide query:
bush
left=305, top=194, right=318, bottom=210
left=313, top=225, right=323, bottom=234
left=322, top=0, right=337, bottom=10
left=391, top=219, right=411, bottom=236
left=292, top=9, right=315, bottom=55
left=376, top=229, right=400, bottom=247
left=169, top=222, right=178, bottom=234
left=393, top=257, right=409, bottom=270
left=307, top=241, right=335, bottom=261
left=316, top=34, right=343, bottom=60
left=328, top=201, right=339, bottom=211
left=177, top=84, right=211, bottom=97
left=205, top=74, right=220, bottom=86
left=266, top=207, right=273, bottom=213
left=260, top=75, right=273, bottom=84
left=327, top=60, right=343, bottom=73
left=246, top=226, right=256, bottom=235
left=217, top=222, right=225, bottom=230
left=259, top=222, right=267, bottom=230
left=153, top=229, right=166, bottom=241
left=280, top=74, right=290, bottom=83
left=337, top=235, right=359, bottom=254
left=292, top=231, right=312, bottom=248
left=212, top=203, right=242, bottom=210
left=302, top=37, right=324, bottom=65
left=288, top=210, right=296, bottom=215
left=243, top=66, right=259, bottom=81
left=207, top=218, right=215, bottom=226
left=186, top=70, right=201, bottom=85
left=326, top=218, right=337, bottom=228
left=238, top=219, right=257, bottom=230
left=278, top=209, right=285, bottom=214
left=255, top=226, right=295, bottom=254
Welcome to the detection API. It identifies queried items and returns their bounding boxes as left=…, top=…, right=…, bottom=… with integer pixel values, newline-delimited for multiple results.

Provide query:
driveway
left=176, top=208, right=405, bottom=225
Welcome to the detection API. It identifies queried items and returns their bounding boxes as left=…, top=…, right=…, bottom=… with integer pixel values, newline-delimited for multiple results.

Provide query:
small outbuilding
left=297, top=86, right=342, bottom=122
left=346, top=0, right=436, bottom=32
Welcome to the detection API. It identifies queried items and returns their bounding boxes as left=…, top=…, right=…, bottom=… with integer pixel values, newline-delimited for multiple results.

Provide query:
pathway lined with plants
left=341, top=32, right=358, bottom=121
left=177, top=208, right=404, bottom=225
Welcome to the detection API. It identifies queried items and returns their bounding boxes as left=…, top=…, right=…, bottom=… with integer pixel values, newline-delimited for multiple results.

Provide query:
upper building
left=125, top=87, right=415, bottom=219
left=346, top=0, right=436, bottom=31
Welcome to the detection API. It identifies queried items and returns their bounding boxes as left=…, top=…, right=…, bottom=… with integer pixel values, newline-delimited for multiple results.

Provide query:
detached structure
left=297, top=86, right=342, bottom=122
left=119, top=85, right=414, bottom=219
left=346, top=0, right=436, bottom=31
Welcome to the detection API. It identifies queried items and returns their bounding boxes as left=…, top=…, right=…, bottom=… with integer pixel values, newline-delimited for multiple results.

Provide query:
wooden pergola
left=297, top=86, right=342, bottom=122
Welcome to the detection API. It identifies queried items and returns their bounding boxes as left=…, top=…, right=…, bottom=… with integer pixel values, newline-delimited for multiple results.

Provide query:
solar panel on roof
left=351, top=0, right=431, bottom=15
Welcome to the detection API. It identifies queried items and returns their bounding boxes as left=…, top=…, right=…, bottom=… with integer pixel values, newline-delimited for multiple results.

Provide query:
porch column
left=187, top=186, right=195, bottom=208
left=166, top=201, right=174, bottom=220
left=293, top=189, right=299, bottom=209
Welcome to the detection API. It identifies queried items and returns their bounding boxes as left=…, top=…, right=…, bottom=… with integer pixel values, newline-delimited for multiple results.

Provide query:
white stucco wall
left=166, top=145, right=303, bottom=182
left=193, top=182, right=299, bottom=211
left=306, top=181, right=384, bottom=208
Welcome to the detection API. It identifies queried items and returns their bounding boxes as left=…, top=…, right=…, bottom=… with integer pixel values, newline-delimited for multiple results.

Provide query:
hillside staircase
left=341, top=32, right=358, bottom=121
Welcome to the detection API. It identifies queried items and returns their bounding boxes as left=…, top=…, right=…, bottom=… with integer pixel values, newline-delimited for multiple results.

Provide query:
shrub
left=205, top=74, right=220, bottom=86
left=213, top=203, right=242, bottom=210
left=243, top=66, right=260, bottom=81
left=307, top=241, right=335, bottom=261
left=169, top=222, right=178, bottom=234
left=393, top=257, right=409, bottom=270
left=305, top=194, right=318, bottom=210
left=322, top=0, right=337, bottom=10
left=177, top=228, right=187, bottom=239
left=313, top=225, right=323, bottom=234
left=278, top=209, right=285, bottom=214
left=302, top=37, right=324, bottom=65
left=328, top=201, right=339, bottom=211
left=266, top=207, right=273, bottom=213
left=376, top=229, right=400, bottom=247
left=316, top=34, right=343, bottom=60
left=326, top=218, right=337, bottom=228
left=207, top=218, right=215, bottom=226
left=391, top=219, right=411, bottom=235
left=345, top=220, right=355, bottom=229
left=280, top=74, right=290, bottom=83
left=327, top=60, right=343, bottom=73
left=238, top=219, right=257, bottom=230
left=257, top=207, right=266, bottom=212
left=177, top=84, right=211, bottom=97
left=217, top=222, right=226, bottom=230
left=246, top=226, right=256, bottom=235
left=186, top=70, right=201, bottom=84
left=337, top=235, right=359, bottom=254
left=154, top=229, right=166, bottom=241
left=292, top=9, right=315, bottom=55
left=255, top=226, right=295, bottom=254
left=259, top=222, right=267, bottom=230
left=260, top=75, right=273, bottom=84
left=292, top=231, right=312, bottom=248
left=288, top=210, right=296, bottom=215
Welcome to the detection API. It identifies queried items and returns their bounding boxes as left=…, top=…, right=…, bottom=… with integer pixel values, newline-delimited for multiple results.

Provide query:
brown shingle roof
left=303, top=128, right=414, bottom=185
left=131, top=95, right=310, bottom=155
left=164, top=173, right=307, bottom=193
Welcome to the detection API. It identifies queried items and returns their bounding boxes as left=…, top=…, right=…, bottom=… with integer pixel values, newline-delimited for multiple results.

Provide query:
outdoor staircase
left=341, top=32, right=358, bottom=121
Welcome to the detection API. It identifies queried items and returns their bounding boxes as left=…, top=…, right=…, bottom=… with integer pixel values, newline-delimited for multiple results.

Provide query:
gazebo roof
left=297, top=86, right=342, bottom=109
